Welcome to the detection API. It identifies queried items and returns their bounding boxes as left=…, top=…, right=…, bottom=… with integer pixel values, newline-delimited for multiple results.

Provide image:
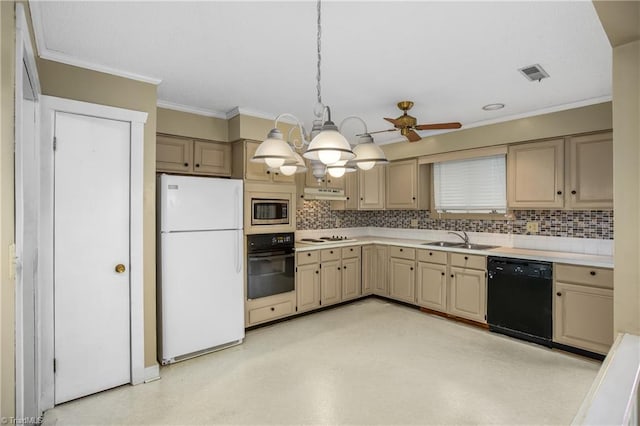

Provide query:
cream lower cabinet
left=448, top=253, right=487, bottom=323
left=416, top=249, right=449, bottom=312
left=341, top=247, right=361, bottom=301
left=363, top=245, right=388, bottom=296
left=246, top=292, right=296, bottom=327
left=388, top=247, right=416, bottom=303
left=296, top=263, right=321, bottom=313
left=320, top=259, right=342, bottom=306
left=553, top=264, right=613, bottom=354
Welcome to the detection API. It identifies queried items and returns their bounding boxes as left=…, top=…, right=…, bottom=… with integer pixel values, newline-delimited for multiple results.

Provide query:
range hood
left=303, top=187, right=347, bottom=201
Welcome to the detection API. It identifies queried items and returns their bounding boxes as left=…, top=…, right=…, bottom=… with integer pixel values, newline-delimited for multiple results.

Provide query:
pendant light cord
left=315, top=0, right=323, bottom=116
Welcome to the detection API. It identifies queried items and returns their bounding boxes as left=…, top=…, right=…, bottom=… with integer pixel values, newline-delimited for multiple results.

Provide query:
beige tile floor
left=43, top=298, right=600, bottom=425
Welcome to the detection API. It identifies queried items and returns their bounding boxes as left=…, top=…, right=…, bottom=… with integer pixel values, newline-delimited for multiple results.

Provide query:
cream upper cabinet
left=385, top=160, right=430, bottom=210
left=359, top=166, right=385, bottom=210
left=566, top=132, right=613, bottom=209
left=157, top=134, right=231, bottom=177
left=296, top=262, right=321, bottom=313
left=389, top=257, right=415, bottom=303
left=331, top=172, right=358, bottom=211
left=553, top=264, right=613, bottom=354
left=416, top=261, right=448, bottom=313
left=507, top=139, right=565, bottom=209
left=193, top=140, right=231, bottom=176
left=232, top=140, right=295, bottom=183
left=157, top=134, right=193, bottom=173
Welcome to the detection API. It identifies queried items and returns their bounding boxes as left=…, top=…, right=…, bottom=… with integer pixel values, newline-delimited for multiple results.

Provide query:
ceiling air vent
left=518, top=64, right=549, bottom=82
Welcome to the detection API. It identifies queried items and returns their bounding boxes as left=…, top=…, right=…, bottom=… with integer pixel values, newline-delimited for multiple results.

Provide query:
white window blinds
left=433, top=154, right=506, bottom=213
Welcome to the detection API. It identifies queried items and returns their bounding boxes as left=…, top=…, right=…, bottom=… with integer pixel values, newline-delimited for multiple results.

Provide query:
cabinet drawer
left=248, top=300, right=294, bottom=324
left=297, top=250, right=319, bottom=265
left=417, top=249, right=447, bottom=265
left=321, top=248, right=341, bottom=261
left=341, top=246, right=360, bottom=259
left=555, top=264, right=613, bottom=289
left=450, top=253, right=486, bottom=270
left=389, top=246, right=415, bottom=260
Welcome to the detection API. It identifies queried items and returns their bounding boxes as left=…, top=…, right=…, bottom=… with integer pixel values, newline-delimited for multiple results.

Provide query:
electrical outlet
left=410, top=219, right=419, bottom=228
left=526, top=221, right=539, bottom=234
left=335, top=218, right=341, bottom=227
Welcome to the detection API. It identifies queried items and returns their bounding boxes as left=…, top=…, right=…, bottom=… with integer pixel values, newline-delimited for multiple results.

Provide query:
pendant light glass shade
left=351, top=134, right=388, bottom=170
left=326, top=160, right=356, bottom=178
left=303, top=120, right=355, bottom=165
left=279, top=152, right=307, bottom=176
left=252, top=128, right=296, bottom=168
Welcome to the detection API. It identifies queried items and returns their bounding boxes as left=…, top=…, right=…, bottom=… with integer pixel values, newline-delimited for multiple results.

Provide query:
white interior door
left=53, top=111, right=131, bottom=404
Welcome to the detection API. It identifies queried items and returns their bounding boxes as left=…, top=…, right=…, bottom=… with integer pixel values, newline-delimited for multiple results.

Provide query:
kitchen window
left=433, top=154, right=507, bottom=214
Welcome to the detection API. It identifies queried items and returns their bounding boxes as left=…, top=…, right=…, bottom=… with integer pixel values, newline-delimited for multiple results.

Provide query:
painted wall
left=36, top=59, right=159, bottom=369
left=594, top=0, right=640, bottom=336
left=156, top=107, right=228, bottom=141
left=0, top=1, right=16, bottom=419
left=382, top=102, right=612, bottom=161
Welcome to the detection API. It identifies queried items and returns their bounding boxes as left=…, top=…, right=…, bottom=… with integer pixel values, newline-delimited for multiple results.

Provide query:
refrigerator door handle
left=235, top=185, right=241, bottom=230
left=235, top=231, right=242, bottom=273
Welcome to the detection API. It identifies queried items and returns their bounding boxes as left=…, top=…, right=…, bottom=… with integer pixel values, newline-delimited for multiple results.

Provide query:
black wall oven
left=247, top=233, right=295, bottom=299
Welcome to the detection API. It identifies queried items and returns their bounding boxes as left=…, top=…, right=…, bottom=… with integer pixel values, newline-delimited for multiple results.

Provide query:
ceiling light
left=482, top=103, right=505, bottom=111
left=339, top=116, right=388, bottom=170
left=303, top=112, right=355, bottom=165
left=279, top=151, right=307, bottom=176
left=326, top=160, right=356, bottom=178
left=251, top=128, right=295, bottom=168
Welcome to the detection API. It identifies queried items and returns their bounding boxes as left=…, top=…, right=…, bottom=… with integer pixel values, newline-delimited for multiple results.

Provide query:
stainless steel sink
left=422, top=241, right=465, bottom=248
left=422, top=241, right=499, bottom=250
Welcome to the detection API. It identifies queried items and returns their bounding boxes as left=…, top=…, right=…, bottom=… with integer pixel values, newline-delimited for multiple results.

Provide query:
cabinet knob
left=266, top=170, right=271, bottom=174
left=330, top=250, right=333, bottom=254
left=441, top=272, right=445, bottom=276
left=350, top=248, right=353, bottom=251
left=429, top=252, right=433, bottom=256
left=400, top=248, right=403, bottom=252
left=307, top=253, right=311, bottom=257
left=590, top=271, right=596, bottom=276
left=270, top=307, right=275, bottom=311
left=315, top=270, right=319, bottom=274
left=360, top=197, right=364, bottom=201
left=451, top=274, right=454, bottom=278
left=346, top=197, right=350, bottom=200
left=301, top=195, right=304, bottom=198
left=557, top=190, right=562, bottom=195
left=464, top=256, right=468, bottom=260
left=412, top=197, right=416, bottom=200
left=195, top=163, right=200, bottom=168
left=338, top=267, right=341, bottom=270
left=410, top=267, right=413, bottom=271
left=184, top=162, right=189, bottom=167
left=556, top=292, right=562, bottom=297
left=344, top=266, right=347, bottom=270
left=571, top=190, right=577, bottom=195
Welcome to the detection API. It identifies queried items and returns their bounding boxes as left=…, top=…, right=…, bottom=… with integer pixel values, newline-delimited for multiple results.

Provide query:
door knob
left=115, top=264, right=126, bottom=273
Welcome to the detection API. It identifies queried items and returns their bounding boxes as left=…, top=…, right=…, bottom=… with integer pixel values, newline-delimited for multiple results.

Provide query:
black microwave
left=251, top=198, right=289, bottom=225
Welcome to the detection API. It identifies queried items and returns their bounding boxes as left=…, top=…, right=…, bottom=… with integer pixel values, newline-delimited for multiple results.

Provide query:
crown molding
left=225, top=107, right=299, bottom=125
left=156, top=100, right=227, bottom=119
left=29, top=1, right=162, bottom=85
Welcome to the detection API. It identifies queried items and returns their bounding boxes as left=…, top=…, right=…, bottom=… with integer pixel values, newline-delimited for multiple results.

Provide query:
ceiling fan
left=368, top=101, right=462, bottom=142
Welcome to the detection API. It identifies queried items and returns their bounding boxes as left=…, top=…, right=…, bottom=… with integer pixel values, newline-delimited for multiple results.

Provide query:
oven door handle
left=248, top=253, right=294, bottom=262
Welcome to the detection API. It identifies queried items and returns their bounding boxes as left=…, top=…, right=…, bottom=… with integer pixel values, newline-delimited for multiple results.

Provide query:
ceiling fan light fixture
left=482, top=103, right=505, bottom=111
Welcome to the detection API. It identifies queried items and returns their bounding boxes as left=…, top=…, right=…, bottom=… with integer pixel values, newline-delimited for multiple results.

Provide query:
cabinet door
left=296, top=263, right=321, bottom=313
left=554, top=282, right=613, bottom=354
left=373, top=245, right=389, bottom=296
left=386, top=159, right=417, bottom=209
left=508, top=139, right=564, bottom=208
left=358, top=167, right=385, bottom=210
left=330, top=172, right=358, bottom=211
left=362, top=246, right=374, bottom=295
left=389, top=257, right=415, bottom=303
left=320, top=259, right=342, bottom=306
left=244, top=141, right=271, bottom=182
left=341, top=257, right=361, bottom=301
left=449, top=267, right=486, bottom=323
left=157, top=134, right=193, bottom=173
left=567, top=132, right=613, bottom=209
left=416, top=262, right=448, bottom=312
left=193, top=141, right=231, bottom=176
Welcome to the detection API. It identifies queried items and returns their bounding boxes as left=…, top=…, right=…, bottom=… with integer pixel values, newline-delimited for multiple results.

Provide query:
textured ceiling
left=31, top=1, right=612, bottom=144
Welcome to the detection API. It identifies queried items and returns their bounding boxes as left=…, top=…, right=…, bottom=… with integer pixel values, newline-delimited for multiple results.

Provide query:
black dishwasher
left=487, top=257, right=553, bottom=347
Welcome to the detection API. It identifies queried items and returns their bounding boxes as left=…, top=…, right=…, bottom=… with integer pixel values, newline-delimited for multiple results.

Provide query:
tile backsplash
left=296, top=200, right=613, bottom=240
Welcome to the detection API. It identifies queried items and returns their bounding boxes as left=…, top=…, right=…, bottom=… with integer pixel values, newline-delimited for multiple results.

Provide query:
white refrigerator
left=158, top=174, right=244, bottom=364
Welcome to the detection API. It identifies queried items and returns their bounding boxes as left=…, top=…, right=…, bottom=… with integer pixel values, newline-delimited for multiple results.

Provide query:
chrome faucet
left=448, top=231, right=470, bottom=245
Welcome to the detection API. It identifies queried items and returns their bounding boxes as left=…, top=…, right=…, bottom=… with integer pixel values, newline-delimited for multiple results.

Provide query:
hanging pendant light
left=352, top=133, right=388, bottom=170
left=279, top=151, right=307, bottom=176
left=251, top=128, right=296, bottom=168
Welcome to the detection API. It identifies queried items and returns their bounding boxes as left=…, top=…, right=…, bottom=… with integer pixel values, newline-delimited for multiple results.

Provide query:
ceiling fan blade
left=415, top=122, right=462, bottom=130
left=406, top=130, right=421, bottom=142
left=363, top=129, right=398, bottom=135
left=384, top=117, right=401, bottom=126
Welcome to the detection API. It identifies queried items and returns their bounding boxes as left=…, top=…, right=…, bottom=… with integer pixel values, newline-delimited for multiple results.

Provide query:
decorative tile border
left=296, top=200, right=613, bottom=240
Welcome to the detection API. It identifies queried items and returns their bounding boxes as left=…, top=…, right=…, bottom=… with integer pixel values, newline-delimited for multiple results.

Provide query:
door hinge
left=53, top=358, right=56, bottom=373
left=319, top=263, right=322, bottom=269
left=295, top=267, right=297, bottom=273
left=295, top=306, right=298, bottom=312
left=53, top=136, right=57, bottom=151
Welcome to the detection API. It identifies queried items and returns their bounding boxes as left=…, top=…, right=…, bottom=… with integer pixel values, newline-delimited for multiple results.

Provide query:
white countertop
left=295, top=236, right=614, bottom=268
